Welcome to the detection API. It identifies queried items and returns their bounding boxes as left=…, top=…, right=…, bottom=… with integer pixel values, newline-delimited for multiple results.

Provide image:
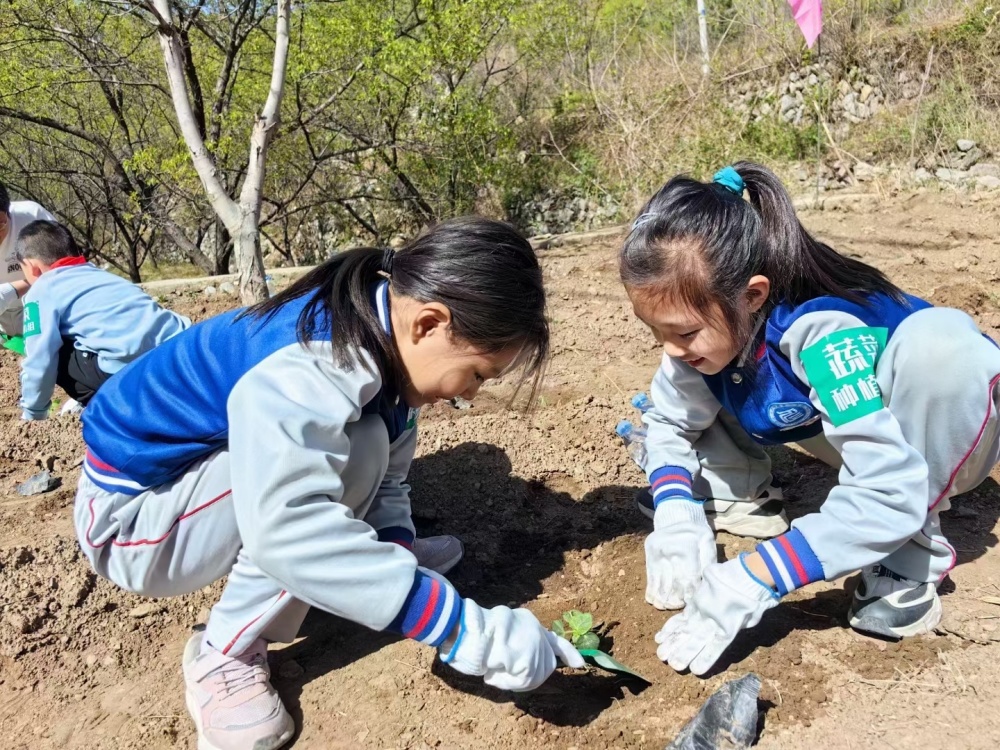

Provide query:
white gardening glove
left=645, top=500, right=717, bottom=610
left=655, top=555, right=779, bottom=676
left=440, top=599, right=585, bottom=691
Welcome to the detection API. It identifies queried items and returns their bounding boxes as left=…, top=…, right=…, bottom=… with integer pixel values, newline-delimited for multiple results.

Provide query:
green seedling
left=552, top=609, right=650, bottom=684
left=551, top=610, right=601, bottom=651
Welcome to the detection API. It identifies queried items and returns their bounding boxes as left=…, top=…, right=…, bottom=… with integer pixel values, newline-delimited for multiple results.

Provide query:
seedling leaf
left=578, top=649, right=650, bottom=684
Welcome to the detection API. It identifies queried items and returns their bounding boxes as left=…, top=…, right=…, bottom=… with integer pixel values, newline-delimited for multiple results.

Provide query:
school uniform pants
left=693, top=307, right=1000, bottom=584
left=74, top=415, right=390, bottom=657
left=57, top=339, right=113, bottom=405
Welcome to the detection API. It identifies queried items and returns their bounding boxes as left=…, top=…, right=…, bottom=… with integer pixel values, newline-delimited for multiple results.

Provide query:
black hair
left=14, top=220, right=81, bottom=264
left=620, top=160, right=904, bottom=343
left=0, top=182, right=9, bottom=215
left=248, top=216, right=549, bottom=407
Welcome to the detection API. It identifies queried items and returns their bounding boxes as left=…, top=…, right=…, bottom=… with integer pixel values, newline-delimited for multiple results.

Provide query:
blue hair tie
left=713, top=166, right=745, bottom=196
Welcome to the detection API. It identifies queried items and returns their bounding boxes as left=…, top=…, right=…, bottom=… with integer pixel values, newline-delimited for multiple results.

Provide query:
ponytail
left=620, top=161, right=904, bottom=341
left=249, top=247, right=404, bottom=404
left=734, top=161, right=903, bottom=306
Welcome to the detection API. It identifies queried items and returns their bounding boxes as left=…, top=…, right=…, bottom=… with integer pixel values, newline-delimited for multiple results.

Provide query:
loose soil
left=3, top=189, right=1000, bottom=749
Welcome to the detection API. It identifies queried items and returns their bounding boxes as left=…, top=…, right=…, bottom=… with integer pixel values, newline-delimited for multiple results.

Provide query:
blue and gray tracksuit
left=20, top=262, right=191, bottom=418
left=75, top=281, right=460, bottom=656
left=642, top=294, right=1000, bottom=588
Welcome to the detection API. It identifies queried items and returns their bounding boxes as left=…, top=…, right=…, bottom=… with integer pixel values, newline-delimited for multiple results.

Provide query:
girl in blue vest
left=622, top=162, right=1000, bottom=675
left=76, top=217, right=582, bottom=750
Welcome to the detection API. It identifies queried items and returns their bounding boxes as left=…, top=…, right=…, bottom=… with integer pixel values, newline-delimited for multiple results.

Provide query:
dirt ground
left=3, top=188, right=1000, bottom=749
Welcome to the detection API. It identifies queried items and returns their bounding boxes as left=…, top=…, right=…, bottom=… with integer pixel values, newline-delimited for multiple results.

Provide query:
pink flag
left=787, top=0, right=823, bottom=48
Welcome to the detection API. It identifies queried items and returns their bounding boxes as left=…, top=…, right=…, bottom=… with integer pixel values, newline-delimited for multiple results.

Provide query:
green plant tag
left=799, top=326, right=887, bottom=427
left=22, top=302, right=41, bottom=338
left=578, top=649, right=650, bottom=684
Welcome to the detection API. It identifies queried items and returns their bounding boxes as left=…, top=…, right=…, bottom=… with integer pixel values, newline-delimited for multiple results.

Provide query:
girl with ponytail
left=621, top=161, right=1000, bottom=674
left=75, top=217, right=581, bottom=749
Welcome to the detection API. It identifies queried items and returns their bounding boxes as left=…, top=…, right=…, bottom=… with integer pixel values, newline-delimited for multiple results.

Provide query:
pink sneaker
left=182, top=632, right=294, bottom=750
left=413, top=535, right=464, bottom=575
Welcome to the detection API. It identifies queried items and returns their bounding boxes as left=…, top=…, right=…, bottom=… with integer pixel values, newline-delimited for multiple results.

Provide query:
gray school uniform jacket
left=81, top=280, right=459, bottom=647
left=642, top=292, right=939, bottom=596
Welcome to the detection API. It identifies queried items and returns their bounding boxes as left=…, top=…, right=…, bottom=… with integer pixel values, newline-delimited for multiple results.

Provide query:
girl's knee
left=890, top=308, right=1000, bottom=389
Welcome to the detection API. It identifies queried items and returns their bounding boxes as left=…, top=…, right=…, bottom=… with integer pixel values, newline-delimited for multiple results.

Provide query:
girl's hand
left=645, top=501, right=717, bottom=610
left=655, top=555, right=779, bottom=675
left=440, top=599, right=584, bottom=691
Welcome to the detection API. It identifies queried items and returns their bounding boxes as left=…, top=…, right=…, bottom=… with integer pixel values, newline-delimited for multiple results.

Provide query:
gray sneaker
left=849, top=565, right=942, bottom=639
left=636, top=486, right=788, bottom=538
left=413, top=535, right=464, bottom=575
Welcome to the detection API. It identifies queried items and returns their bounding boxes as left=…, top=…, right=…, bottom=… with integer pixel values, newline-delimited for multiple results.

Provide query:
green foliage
left=552, top=610, right=601, bottom=650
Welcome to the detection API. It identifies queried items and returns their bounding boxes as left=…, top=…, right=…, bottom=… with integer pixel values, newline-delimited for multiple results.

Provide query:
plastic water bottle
left=631, top=392, right=654, bottom=413
left=616, top=420, right=648, bottom=469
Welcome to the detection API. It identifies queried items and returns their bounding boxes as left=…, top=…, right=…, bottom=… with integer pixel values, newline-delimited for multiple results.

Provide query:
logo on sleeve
left=22, top=302, right=41, bottom=338
left=767, top=401, right=816, bottom=429
left=405, top=407, right=420, bottom=430
left=800, top=326, right=888, bottom=427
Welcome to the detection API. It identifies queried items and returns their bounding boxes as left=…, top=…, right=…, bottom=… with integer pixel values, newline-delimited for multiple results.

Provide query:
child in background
left=0, top=181, right=56, bottom=346
left=16, top=221, right=191, bottom=420
left=621, top=161, right=1000, bottom=676
left=76, top=217, right=583, bottom=750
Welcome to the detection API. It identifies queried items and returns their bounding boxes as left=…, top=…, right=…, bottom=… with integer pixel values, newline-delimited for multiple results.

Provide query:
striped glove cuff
left=756, top=529, right=825, bottom=596
left=648, top=466, right=695, bottom=508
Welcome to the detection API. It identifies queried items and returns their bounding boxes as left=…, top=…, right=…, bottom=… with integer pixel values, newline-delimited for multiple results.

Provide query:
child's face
left=628, top=276, right=770, bottom=375
left=391, top=293, right=521, bottom=407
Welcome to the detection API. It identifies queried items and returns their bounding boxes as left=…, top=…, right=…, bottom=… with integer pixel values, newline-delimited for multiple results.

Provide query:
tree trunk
left=150, top=0, right=290, bottom=306
left=213, top=221, right=233, bottom=276
left=235, top=215, right=268, bottom=302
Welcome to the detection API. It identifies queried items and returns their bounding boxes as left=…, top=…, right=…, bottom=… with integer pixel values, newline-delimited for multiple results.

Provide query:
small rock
left=853, top=161, right=876, bottom=181
left=936, top=168, right=968, bottom=183
left=779, top=94, right=797, bottom=114
left=16, top=470, right=60, bottom=496
left=954, top=260, right=970, bottom=271
left=976, top=176, right=1000, bottom=190
left=84, top=653, right=98, bottom=668
left=590, top=463, right=607, bottom=476
left=914, top=167, right=932, bottom=183
left=129, top=602, right=165, bottom=619
left=860, top=84, right=874, bottom=103
left=807, top=73, right=819, bottom=86
left=218, top=282, right=236, bottom=296
left=956, top=146, right=984, bottom=170
left=203, top=285, right=217, bottom=296
left=969, top=163, right=1000, bottom=179
left=447, top=396, right=473, bottom=410
left=956, top=139, right=977, bottom=152
left=278, top=660, right=304, bottom=679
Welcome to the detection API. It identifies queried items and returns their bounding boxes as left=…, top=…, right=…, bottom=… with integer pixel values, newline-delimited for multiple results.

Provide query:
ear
left=408, top=301, right=453, bottom=344
left=21, top=259, right=43, bottom=280
left=745, top=275, right=771, bottom=314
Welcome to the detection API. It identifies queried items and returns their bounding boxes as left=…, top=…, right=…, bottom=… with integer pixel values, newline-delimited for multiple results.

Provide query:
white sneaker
left=849, top=565, right=943, bottom=639
left=636, top=485, right=788, bottom=538
left=182, top=632, right=294, bottom=750
left=413, top=535, right=464, bottom=575
left=704, top=487, right=789, bottom=538
left=59, top=398, right=84, bottom=416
